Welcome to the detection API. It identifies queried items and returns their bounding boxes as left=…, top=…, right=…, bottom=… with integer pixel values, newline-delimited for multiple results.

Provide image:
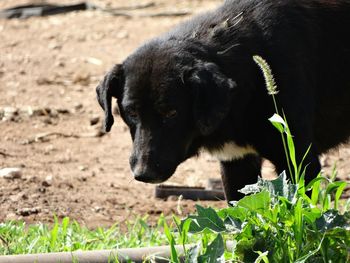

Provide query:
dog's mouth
left=134, top=174, right=168, bottom=184
left=132, top=165, right=175, bottom=184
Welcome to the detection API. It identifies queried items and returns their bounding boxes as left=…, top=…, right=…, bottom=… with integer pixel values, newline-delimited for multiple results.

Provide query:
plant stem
left=271, top=94, right=294, bottom=183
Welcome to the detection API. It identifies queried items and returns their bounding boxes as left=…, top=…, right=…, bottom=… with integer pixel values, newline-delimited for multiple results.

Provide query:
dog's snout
left=134, top=171, right=155, bottom=183
left=130, top=155, right=170, bottom=184
left=133, top=168, right=163, bottom=184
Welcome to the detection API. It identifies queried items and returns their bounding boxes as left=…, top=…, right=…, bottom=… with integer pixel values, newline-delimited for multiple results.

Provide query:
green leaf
left=239, top=178, right=263, bottom=195
left=223, top=217, right=242, bottom=234
left=239, top=172, right=297, bottom=202
left=334, top=181, right=347, bottom=210
left=187, top=206, right=226, bottom=233
left=316, top=210, right=350, bottom=233
left=306, top=175, right=329, bottom=190
left=294, top=235, right=325, bottom=263
left=302, top=207, right=322, bottom=224
left=268, top=171, right=298, bottom=201
left=49, top=217, right=59, bottom=251
left=268, top=114, right=285, bottom=133
left=293, top=198, right=303, bottom=254
left=237, top=191, right=270, bottom=213
left=286, top=132, right=297, bottom=181
left=179, top=218, right=192, bottom=245
left=297, top=144, right=312, bottom=176
left=217, top=206, right=248, bottom=222
left=308, top=175, right=328, bottom=205
left=164, top=220, right=179, bottom=263
left=198, top=234, right=224, bottom=263
left=254, top=251, right=269, bottom=263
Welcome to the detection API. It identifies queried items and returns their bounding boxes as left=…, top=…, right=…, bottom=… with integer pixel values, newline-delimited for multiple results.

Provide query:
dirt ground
left=0, top=0, right=349, bottom=228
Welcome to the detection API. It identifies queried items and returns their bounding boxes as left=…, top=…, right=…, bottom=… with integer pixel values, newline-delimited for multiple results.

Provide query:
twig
left=103, top=11, right=132, bottom=17
left=94, top=2, right=156, bottom=17
left=22, top=130, right=106, bottom=145
left=103, top=10, right=191, bottom=18
left=0, top=150, right=12, bottom=157
left=140, top=11, right=191, bottom=17
left=100, top=2, right=155, bottom=11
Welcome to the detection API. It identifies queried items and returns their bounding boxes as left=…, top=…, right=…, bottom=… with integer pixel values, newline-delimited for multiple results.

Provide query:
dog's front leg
left=220, top=155, right=262, bottom=203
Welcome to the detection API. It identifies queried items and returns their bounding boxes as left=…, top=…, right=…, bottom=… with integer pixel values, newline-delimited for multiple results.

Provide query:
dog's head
left=96, top=40, right=236, bottom=183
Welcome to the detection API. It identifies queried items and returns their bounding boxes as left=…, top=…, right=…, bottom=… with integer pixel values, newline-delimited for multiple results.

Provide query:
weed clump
left=166, top=56, right=350, bottom=263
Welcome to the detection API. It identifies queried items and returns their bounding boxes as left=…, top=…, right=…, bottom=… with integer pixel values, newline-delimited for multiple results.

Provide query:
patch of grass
left=0, top=215, right=171, bottom=255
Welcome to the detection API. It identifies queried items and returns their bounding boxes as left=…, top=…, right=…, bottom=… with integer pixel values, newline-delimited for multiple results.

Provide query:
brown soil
left=0, top=0, right=349, bottom=228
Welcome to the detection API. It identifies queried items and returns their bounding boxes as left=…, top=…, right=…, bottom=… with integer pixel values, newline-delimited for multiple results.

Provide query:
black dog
left=97, top=0, right=350, bottom=201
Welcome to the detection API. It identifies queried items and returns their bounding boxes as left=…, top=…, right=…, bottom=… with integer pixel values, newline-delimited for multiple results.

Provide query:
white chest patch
left=205, top=142, right=258, bottom=162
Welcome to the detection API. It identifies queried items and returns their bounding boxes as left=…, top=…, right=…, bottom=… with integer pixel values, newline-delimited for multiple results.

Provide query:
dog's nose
left=133, top=170, right=163, bottom=183
left=134, top=171, right=152, bottom=182
left=132, top=163, right=164, bottom=183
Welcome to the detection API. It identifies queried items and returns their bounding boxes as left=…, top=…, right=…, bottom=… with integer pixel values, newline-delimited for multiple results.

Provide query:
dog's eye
left=129, top=110, right=138, bottom=119
left=164, top=110, right=177, bottom=119
left=126, top=108, right=138, bottom=120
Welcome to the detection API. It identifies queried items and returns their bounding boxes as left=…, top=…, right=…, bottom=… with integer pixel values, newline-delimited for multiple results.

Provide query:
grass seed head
left=253, top=55, right=279, bottom=95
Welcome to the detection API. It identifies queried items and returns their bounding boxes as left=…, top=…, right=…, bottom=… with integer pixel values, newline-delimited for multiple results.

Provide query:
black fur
left=96, top=0, right=350, bottom=201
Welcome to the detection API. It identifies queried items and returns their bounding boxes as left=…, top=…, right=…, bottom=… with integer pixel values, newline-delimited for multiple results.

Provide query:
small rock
left=44, top=145, right=55, bottom=154
left=42, top=175, right=53, bottom=187
left=58, top=181, right=74, bottom=189
left=17, top=207, right=41, bottom=216
left=42, top=116, right=52, bottom=125
left=56, top=108, right=70, bottom=114
left=48, top=42, right=62, bottom=50
left=0, top=168, right=22, bottom=179
left=38, top=187, right=46, bottom=193
left=26, top=107, right=50, bottom=117
left=36, top=77, right=54, bottom=85
left=93, top=206, right=103, bottom=213
left=55, top=61, right=65, bottom=67
left=49, top=109, right=59, bottom=118
left=85, top=57, right=102, bottom=66
left=2, top=107, right=18, bottom=121
left=78, top=175, right=87, bottom=182
left=78, top=165, right=88, bottom=171
left=72, top=72, right=90, bottom=85
left=116, top=31, right=129, bottom=39
left=90, top=115, right=100, bottom=126
left=77, top=36, right=86, bottom=42
left=74, top=103, right=83, bottom=111
left=27, top=176, right=39, bottom=183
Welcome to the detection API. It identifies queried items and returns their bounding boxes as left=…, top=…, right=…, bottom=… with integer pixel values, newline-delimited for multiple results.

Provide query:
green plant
left=0, top=215, right=170, bottom=255
left=164, top=55, right=350, bottom=262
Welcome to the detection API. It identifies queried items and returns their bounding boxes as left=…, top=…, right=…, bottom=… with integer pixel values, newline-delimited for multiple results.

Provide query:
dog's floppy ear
left=96, top=64, right=124, bottom=132
left=187, top=62, right=236, bottom=135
